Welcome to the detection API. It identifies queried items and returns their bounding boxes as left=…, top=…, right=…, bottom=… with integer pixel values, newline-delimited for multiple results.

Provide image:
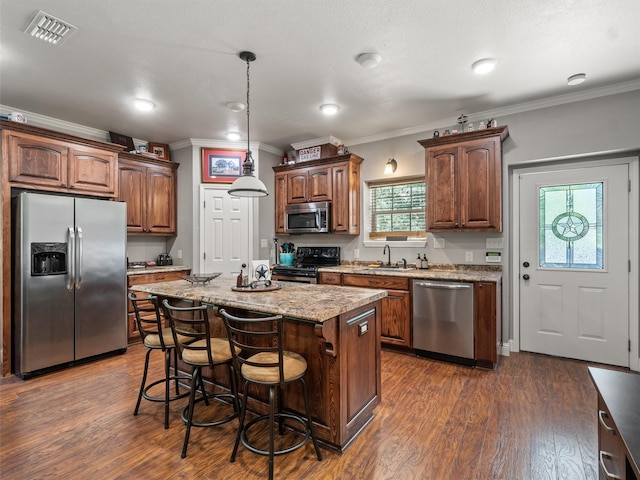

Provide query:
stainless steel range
left=272, top=246, right=340, bottom=284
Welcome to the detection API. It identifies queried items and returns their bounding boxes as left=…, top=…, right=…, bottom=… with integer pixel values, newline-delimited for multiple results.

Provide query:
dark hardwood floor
left=0, top=344, right=618, bottom=479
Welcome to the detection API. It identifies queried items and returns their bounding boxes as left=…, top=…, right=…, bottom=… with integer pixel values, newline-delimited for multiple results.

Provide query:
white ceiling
left=1, top=0, right=639, bottom=151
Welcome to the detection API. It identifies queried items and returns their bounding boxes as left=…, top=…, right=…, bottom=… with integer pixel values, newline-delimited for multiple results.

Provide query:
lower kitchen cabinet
left=126, top=268, right=190, bottom=344
left=474, top=281, right=501, bottom=369
left=589, top=367, right=640, bottom=480
left=340, top=274, right=412, bottom=349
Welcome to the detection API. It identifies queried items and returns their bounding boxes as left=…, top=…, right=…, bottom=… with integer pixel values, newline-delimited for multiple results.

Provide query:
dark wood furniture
left=273, top=154, right=363, bottom=235
left=118, top=152, right=177, bottom=235
left=341, top=274, right=411, bottom=350
left=418, top=126, right=509, bottom=232
left=129, top=280, right=384, bottom=451
left=0, top=120, right=125, bottom=377
left=126, top=268, right=191, bottom=344
left=318, top=270, right=501, bottom=368
left=589, top=367, right=640, bottom=480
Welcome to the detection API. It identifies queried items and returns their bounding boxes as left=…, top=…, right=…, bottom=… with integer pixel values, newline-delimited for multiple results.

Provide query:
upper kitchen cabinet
left=2, top=122, right=121, bottom=197
left=118, top=153, right=177, bottom=235
left=418, top=126, right=509, bottom=232
left=273, top=154, right=363, bottom=235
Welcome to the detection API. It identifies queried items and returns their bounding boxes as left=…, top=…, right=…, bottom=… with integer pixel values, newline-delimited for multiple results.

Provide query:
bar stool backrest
left=129, top=292, right=168, bottom=350
left=162, top=300, right=214, bottom=366
left=219, top=309, right=286, bottom=387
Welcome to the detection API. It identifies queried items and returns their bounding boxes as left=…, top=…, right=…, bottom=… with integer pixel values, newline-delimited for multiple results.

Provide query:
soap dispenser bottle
left=422, top=254, right=429, bottom=269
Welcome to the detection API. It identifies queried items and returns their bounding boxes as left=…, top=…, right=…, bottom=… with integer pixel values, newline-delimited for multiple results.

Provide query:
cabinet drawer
left=128, top=269, right=190, bottom=286
left=319, top=272, right=342, bottom=285
left=598, top=395, right=627, bottom=480
left=343, top=274, right=409, bottom=291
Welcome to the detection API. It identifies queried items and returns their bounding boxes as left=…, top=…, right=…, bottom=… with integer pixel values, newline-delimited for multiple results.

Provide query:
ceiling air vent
left=24, top=10, right=77, bottom=45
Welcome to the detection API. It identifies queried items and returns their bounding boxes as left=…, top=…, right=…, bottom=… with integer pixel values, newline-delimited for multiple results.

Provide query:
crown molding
left=345, top=80, right=640, bottom=146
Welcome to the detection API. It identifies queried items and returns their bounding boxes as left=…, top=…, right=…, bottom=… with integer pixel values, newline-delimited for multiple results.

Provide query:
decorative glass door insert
left=539, top=182, right=603, bottom=269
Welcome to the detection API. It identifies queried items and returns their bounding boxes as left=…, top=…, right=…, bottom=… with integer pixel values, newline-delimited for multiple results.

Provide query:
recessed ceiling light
left=226, top=131, right=241, bottom=141
left=471, top=58, right=496, bottom=74
left=567, top=73, right=586, bottom=86
left=357, top=52, right=382, bottom=69
left=133, top=98, right=155, bottom=111
left=226, top=101, right=245, bottom=112
left=320, top=104, right=340, bottom=116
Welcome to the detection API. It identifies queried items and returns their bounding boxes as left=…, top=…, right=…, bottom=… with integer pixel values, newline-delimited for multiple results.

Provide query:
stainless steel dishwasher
left=413, top=279, right=475, bottom=365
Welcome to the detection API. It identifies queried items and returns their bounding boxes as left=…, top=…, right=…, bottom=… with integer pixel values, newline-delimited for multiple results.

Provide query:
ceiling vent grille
left=24, top=10, right=77, bottom=45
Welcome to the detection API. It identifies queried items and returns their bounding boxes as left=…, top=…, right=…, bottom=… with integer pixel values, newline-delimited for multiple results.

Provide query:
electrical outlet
left=177, top=250, right=183, bottom=259
left=353, top=249, right=360, bottom=259
left=260, top=238, right=268, bottom=248
left=465, top=251, right=473, bottom=262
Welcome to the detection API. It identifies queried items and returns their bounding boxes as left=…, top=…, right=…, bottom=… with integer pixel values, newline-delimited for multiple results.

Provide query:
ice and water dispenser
left=31, top=243, right=67, bottom=276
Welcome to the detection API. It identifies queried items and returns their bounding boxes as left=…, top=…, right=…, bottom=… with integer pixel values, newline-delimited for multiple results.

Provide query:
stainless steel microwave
left=284, top=201, right=330, bottom=234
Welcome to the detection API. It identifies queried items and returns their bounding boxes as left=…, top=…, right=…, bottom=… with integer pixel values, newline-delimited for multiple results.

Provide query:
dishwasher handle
left=414, top=281, right=472, bottom=290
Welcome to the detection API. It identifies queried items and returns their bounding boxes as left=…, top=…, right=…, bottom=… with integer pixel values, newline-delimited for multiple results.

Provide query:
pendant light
left=228, top=51, right=269, bottom=197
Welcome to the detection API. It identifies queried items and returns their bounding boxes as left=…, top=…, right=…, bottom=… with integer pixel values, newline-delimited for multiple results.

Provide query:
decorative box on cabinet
left=126, top=268, right=191, bottom=344
left=118, top=153, right=177, bottom=235
left=418, top=126, right=509, bottom=232
left=273, top=154, right=362, bottom=235
left=4, top=126, right=120, bottom=197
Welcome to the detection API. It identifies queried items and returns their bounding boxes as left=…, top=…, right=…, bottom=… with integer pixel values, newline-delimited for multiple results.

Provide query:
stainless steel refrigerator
left=13, top=192, right=127, bottom=378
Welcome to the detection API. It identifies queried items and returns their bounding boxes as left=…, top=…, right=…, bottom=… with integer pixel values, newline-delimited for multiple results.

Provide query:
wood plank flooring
left=0, top=344, right=620, bottom=479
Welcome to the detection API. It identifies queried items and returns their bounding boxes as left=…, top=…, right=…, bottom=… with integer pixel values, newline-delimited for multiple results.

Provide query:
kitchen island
left=130, top=277, right=387, bottom=451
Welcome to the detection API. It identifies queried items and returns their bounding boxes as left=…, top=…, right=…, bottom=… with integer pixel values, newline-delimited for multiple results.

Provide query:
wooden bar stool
left=129, top=292, right=191, bottom=429
left=219, top=308, right=322, bottom=480
left=162, top=299, right=240, bottom=459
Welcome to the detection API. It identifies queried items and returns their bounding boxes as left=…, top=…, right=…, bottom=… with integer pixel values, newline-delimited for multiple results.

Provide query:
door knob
left=523, top=274, right=530, bottom=280
left=523, top=261, right=530, bottom=268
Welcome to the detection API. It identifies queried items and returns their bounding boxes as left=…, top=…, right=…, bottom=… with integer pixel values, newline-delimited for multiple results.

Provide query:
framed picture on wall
left=201, top=148, right=245, bottom=183
left=148, top=142, right=171, bottom=161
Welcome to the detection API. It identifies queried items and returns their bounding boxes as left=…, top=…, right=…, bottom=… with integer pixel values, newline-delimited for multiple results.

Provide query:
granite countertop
left=127, top=265, right=191, bottom=276
left=318, top=264, right=502, bottom=283
left=130, top=276, right=387, bottom=323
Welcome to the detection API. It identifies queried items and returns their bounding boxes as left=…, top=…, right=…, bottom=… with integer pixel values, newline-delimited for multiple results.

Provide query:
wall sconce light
left=384, top=158, right=397, bottom=174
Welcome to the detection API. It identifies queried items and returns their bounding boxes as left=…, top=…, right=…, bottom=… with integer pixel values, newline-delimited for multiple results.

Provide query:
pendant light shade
left=229, top=51, right=269, bottom=197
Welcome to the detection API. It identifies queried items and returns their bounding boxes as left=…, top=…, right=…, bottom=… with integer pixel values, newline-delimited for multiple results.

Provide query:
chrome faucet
left=383, top=244, right=391, bottom=266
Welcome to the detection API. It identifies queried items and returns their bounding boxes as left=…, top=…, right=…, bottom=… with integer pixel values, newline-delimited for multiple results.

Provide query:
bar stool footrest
left=142, top=375, right=192, bottom=403
left=242, top=412, right=311, bottom=456
left=181, top=393, right=238, bottom=427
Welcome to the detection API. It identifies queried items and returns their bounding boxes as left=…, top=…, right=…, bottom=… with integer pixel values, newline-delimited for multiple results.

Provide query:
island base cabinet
left=202, top=301, right=382, bottom=452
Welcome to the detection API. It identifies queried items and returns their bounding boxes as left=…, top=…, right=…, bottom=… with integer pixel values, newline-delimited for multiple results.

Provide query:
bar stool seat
left=220, top=308, right=322, bottom=480
left=129, top=292, right=191, bottom=429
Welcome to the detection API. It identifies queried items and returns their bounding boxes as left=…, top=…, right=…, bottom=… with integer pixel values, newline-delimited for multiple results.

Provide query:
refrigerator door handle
left=76, top=226, right=83, bottom=289
left=68, top=227, right=75, bottom=291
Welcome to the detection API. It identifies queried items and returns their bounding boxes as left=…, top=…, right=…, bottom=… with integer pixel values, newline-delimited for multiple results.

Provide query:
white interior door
left=519, top=164, right=629, bottom=367
left=201, top=185, right=252, bottom=277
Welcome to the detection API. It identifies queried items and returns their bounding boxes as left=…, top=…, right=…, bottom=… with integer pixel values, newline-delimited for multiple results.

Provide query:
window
left=368, top=178, right=426, bottom=239
left=539, top=182, right=603, bottom=269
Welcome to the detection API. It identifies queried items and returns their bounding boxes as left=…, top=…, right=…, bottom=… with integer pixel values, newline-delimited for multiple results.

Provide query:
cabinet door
left=426, top=146, right=458, bottom=230
left=343, top=306, right=379, bottom=422
left=275, top=172, right=287, bottom=234
left=381, top=289, right=411, bottom=348
left=287, top=170, right=309, bottom=203
left=459, top=138, right=500, bottom=230
left=146, top=165, right=176, bottom=234
left=7, top=132, right=68, bottom=189
left=118, top=160, right=147, bottom=233
left=474, top=281, right=499, bottom=369
left=68, top=145, right=117, bottom=195
left=332, top=162, right=360, bottom=234
left=308, top=166, right=332, bottom=202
